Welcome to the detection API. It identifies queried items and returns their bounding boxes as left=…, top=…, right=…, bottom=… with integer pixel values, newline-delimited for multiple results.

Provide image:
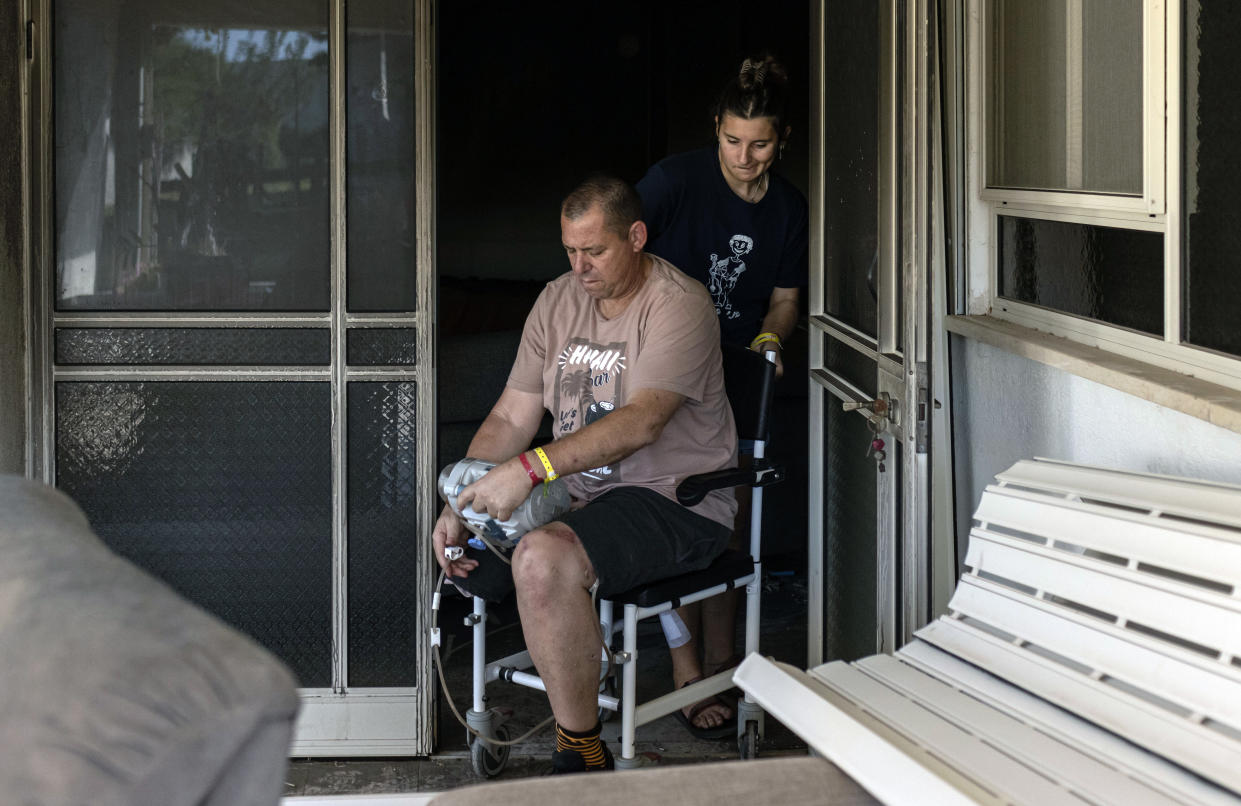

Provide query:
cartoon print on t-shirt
left=555, top=338, right=627, bottom=481
left=707, top=234, right=753, bottom=320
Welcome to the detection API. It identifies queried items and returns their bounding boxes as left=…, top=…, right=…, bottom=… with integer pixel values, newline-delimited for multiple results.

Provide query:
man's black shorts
left=451, top=485, right=732, bottom=603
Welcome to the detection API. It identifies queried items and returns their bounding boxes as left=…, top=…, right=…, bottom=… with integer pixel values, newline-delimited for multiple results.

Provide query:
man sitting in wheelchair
left=432, top=173, right=737, bottom=773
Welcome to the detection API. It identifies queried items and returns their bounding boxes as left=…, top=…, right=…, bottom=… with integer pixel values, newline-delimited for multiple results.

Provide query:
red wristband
left=518, top=452, right=541, bottom=488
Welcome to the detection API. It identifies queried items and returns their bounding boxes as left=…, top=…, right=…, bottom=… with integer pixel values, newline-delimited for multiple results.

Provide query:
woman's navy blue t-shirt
left=637, top=146, right=808, bottom=345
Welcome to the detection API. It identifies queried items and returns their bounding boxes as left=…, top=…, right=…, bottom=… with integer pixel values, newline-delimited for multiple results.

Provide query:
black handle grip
left=676, top=460, right=785, bottom=506
left=676, top=469, right=753, bottom=506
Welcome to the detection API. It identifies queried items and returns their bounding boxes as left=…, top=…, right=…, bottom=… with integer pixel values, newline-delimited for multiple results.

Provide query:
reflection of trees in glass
left=345, top=30, right=417, bottom=312
left=143, top=26, right=330, bottom=306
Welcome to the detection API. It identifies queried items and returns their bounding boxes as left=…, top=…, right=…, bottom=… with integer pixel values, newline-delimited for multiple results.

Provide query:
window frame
left=966, top=0, right=1241, bottom=393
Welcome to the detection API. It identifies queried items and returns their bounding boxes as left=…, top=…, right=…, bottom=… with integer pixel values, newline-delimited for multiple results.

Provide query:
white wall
left=950, top=335, right=1241, bottom=563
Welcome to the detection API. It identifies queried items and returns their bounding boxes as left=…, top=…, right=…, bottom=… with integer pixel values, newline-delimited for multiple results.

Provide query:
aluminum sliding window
left=966, top=0, right=1241, bottom=390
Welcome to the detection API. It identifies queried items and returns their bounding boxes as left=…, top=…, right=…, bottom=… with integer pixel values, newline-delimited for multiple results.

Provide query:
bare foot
left=684, top=695, right=732, bottom=729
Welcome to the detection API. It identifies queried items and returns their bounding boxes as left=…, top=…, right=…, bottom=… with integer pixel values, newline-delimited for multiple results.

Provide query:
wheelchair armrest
left=676, top=459, right=786, bottom=506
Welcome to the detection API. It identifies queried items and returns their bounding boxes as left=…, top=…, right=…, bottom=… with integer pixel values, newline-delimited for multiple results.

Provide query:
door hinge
left=914, top=361, right=929, bottom=454
left=27, top=20, right=35, bottom=61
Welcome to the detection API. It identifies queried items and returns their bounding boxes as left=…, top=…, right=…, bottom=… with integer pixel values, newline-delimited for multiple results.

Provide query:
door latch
left=842, top=391, right=898, bottom=427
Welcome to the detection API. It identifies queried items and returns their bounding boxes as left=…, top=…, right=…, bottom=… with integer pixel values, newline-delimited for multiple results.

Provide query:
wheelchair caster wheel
left=470, top=724, right=510, bottom=778
left=738, top=720, right=760, bottom=760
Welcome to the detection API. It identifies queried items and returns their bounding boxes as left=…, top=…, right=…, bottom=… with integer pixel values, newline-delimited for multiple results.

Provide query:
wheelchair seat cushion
left=607, top=549, right=754, bottom=607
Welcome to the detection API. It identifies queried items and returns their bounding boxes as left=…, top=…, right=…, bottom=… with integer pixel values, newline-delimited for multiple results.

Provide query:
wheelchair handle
left=676, top=461, right=785, bottom=507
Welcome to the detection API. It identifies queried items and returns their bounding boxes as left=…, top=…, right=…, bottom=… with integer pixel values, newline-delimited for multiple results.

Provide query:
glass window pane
left=347, top=382, right=419, bottom=687
left=1183, top=1, right=1241, bottom=358
left=824, top=335, right=878, bottom=400
left=56, top=327, right=330, bottom=365
left=55, top=381, right=333, bottom=686
left=55, top=0, right=331, bottom=311
left=347, top=0, right=417, bottom=312
left=987, top=0, right=1143, bottom=195
left=997, top=215, right=1163, bottom=335
left=823, top=0, right=880, bottom=335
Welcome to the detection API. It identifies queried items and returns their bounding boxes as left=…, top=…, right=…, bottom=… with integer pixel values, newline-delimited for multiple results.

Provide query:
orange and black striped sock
left=555, top=721, right=608, bottom=770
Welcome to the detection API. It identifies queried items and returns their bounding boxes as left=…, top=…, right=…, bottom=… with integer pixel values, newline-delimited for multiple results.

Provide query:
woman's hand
left=754, top=287, right=799, bottom=379
left=749, top=332, right=785, bottom=378
left=751, top=340, right=784, bottom=378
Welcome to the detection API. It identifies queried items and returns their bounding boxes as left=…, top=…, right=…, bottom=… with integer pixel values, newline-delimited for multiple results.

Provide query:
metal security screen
left=823, top=403, right=879, bottom=662
left=1183, top=1, right=1241, bottom=358
left=986, top=0, right=1143, bottom=194
left=56, top=381, right=334, bottom=685
left=810, top=0, right=932, bottom=666
left=39, top=0, right=435, bottom=754
left=55, top=328, right=332, bottom=365
left=347, top=381, right=419, bottom=687
left=823, top=0, right=880, bottom=336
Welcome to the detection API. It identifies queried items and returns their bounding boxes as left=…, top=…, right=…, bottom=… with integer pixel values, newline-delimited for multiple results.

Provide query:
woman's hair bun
left=738, top=55, right=787, bottom=91
left=716, top=53, right=791, bottom=133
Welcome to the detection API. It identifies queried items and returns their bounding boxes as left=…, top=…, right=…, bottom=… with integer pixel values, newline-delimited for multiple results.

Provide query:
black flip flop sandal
left=671, top=678, right=736, bottom=741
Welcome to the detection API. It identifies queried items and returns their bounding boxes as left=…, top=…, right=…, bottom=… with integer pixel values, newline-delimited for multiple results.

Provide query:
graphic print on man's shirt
left=554, top=338, right=627, bottom=481
left=706, top=234, right=754, bottom=320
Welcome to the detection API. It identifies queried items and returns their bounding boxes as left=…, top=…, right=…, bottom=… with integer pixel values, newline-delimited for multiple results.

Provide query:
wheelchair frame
left=461, top=348, right=781, bottom=776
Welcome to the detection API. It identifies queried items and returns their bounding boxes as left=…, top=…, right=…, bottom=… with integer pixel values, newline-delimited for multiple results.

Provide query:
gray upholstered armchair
left=0, top=476, right=300, bottom=806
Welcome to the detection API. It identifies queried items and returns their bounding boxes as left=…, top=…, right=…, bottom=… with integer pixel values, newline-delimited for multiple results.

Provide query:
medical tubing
left=440, top=620, right=521, bottom=664
left=432, top=571, right=554, bottom=746
left=592, top=584, right=616, bottom=670
left=480, top=531, right=513, bottom=566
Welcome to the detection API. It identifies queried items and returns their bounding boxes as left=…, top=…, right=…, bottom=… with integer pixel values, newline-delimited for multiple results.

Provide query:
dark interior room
left=436, top=0, right=812, bottom=566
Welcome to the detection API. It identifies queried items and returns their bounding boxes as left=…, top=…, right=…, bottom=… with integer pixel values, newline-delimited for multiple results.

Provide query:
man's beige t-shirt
left=508, top=254, right=737, bottom=528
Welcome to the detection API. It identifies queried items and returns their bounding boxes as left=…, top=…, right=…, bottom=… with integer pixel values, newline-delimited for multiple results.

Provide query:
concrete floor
left=285, top=567, right=811, bottom=798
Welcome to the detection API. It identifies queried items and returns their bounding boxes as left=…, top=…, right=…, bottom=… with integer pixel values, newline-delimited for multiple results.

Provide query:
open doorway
left=432, top=0, right=815, bottom=751
left=435, top=0, right=812, bottom=548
